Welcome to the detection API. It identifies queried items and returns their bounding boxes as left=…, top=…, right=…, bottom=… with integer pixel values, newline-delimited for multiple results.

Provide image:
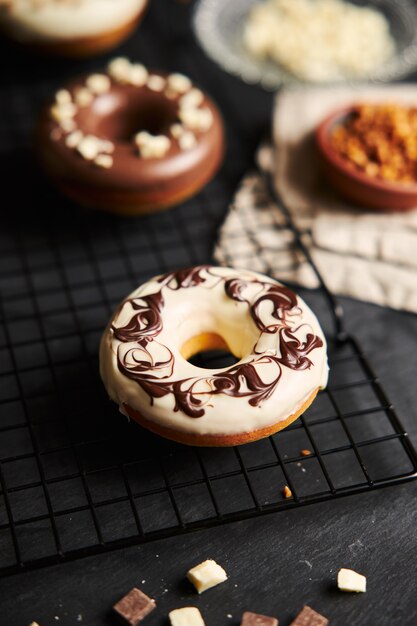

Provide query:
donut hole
left=181, top=332, right=239, bottom=370
left=78, top=90, right=178, bottom=142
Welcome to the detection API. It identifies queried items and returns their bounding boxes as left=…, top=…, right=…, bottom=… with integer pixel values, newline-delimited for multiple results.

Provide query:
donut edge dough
left=0, top=0, right=148, bottom=57
left=122, top=388, right=320, bottom=447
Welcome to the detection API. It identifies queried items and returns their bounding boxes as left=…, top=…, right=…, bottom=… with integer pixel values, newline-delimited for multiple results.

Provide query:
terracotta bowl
left=315, top=106, right=417, bottom=212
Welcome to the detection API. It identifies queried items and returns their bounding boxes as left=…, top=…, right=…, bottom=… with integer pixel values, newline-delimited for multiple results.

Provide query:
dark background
left=1, top=2, right=417, bottom=625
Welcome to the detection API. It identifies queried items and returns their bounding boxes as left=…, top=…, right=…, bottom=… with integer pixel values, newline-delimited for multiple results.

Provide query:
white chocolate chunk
left=86, top=73, right=111, bottom=94
left=169, top=607, right=205, bottom=626
left=60, top=118, right=76, bottom=133
left=167, top=73, right=192, bottom=94
left=77, top=135, right=101, bottom=161
left=50, top=102, right=77, bottom=123
left=179, top=88, right=204, bottom=110
left=55, top=89, right=72, bottom=105
left=147, top=75, right=166, bottom=92
left=179, top=131, right=197, bottom=151
left=74, top=87, right=94, bottom=107
left=94, top=154, right=113, bottom=169
left=337, top=568, right=366, bottom=593
left=179, top=107, right=213, bottom=132
left=99, top=139, right=115, bottom=154
left=135, top=132, right=171, bottom=159
left=108, top=57, right=132, bottom=83
left=129, top=63, right=148, bottom=86
left=65, top=130, right=83, bottom=148
left=170, top=123, right=185, bottom=139
left=187, top=559, right=227, bottom=593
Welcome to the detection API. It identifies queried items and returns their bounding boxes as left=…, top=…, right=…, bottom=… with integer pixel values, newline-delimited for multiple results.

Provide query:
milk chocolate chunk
left=241, top=610, right=279, bottom=626
left=290, top=605, right=329, bottom=626
left=113, top=587, right=156, bottom=625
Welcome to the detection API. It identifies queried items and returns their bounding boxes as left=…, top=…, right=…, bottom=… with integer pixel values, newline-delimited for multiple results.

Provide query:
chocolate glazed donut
left=37, top=61, right=225, bottom=215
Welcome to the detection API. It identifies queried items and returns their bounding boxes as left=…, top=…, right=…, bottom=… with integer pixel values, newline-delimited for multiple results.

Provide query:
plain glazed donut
left=0, top=0, right=148, bottom=57
left=100, top=266, right=329, bottom=447
left=37, top=59, right=225, bottom=215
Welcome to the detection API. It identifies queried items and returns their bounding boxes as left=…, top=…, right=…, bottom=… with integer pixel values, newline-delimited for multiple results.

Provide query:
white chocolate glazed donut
left=100, top=266, right=329, bottom=446
left=0, top=0, right=147, bottom=56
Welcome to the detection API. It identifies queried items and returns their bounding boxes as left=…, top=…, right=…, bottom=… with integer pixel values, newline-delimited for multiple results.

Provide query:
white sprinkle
left=179, top=130, right=197, bottom=151
left=147, top=75, right=166, bottom=92
left=65, top=130, right=83, bottom=148
left=179, top=107, right=213, bottom=131
left=55, top=89, right=72, bottom=105
left=141, top=580, right=146, bottom=584
left=179, top=88, right=204, bottom=109
left=155, top=554, right=159, bottom=558
left=299, top=559, right=313, bottom=570
left=76, top=616, right=83, bottom=623
left=77, top=135, right=101, bottom=160
left=94, top=154, right=113, bottom=169
left=167, top=72, right=192, bottom=94
left=85, top=73, right=111, bottom=95
left=74, top=87, right=93, bottom=107
left=227, top=614, right=233, bottom=619
left=54, top=618, right=59, bottom=621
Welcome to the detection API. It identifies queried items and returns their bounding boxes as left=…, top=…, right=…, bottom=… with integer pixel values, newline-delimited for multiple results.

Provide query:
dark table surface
left=1, top=2, right=417, bottom=625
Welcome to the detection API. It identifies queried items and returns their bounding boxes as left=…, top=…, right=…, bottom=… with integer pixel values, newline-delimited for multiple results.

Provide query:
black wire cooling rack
left=1, top=2, right=417, bottom=579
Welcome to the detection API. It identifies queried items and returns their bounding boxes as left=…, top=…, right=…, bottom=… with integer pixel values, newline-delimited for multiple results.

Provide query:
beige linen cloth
left=214, top=86, right=417, bottom=313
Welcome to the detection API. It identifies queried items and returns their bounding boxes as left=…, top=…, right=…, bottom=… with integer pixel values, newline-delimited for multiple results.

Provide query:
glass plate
left=193, top=0, right=417, bottom=90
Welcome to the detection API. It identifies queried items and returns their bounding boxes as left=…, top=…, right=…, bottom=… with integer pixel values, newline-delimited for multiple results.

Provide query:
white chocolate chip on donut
left=77, top=135, right=101, bottom=160
left=65, top=130, right=83, bottom=148
left=167, top=73, right=192, bottom=94
left=50, top=101, right=77, bottom=123
left=135, top=132, right=171, bottom=159
left=74, top=87, right=94, bottom=107
left=179, top=88, right=204, bottom=110
left=129, top=63, right=148, bottom=87
left=95, top=154, right=113, bottom=169
left=179, top=131, right=197, bottom=151
left=179, top=107, right=213, bottom=131
left=55, top=89, right=72, bottom=105
left=86, top=73, right=111, bottom=94
left=147, top=75, right=166, bottom=92
left=107, top=57, right=132, bottom=83
left=170, top=123, right=185, bottom=139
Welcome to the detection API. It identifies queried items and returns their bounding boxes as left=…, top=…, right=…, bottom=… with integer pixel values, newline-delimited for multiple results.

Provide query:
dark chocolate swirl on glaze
left=225, top=277, right=300, bottom=332
left=157, top=265, right=216, bottom=291
left=114, top=267, right=324, bottom=418
left=112, top=291, right=164, bottom=346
